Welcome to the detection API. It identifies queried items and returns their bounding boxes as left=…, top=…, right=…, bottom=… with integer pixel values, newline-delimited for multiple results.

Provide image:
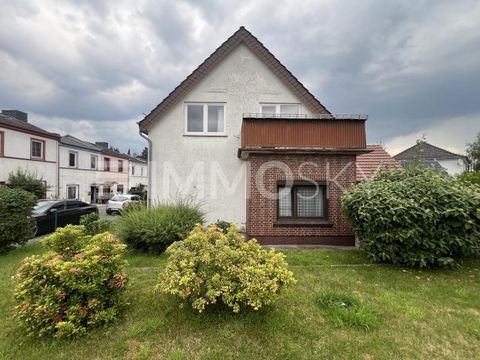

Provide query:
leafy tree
left=8, top=169, right=48, bottom=199
left=139, top=146, right=148, bottom=161
left=466, top=132, right=480, bottom=171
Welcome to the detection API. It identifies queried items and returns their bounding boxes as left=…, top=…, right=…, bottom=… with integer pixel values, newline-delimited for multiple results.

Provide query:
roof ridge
left=139, top=26, right=330, bottom=132
left=394, top=141, right=466, bottom=160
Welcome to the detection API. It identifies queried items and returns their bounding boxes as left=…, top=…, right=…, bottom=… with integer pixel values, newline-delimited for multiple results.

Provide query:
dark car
left=32, top=200, right=98, bottom=236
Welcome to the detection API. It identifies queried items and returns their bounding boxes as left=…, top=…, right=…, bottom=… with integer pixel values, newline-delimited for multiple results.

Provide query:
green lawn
left=1, top=243, right=479, bottom=360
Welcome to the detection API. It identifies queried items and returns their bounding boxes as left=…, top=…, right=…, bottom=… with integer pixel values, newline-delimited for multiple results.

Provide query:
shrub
left=116, top=199, right=204, bottom=253
left=7, top=168, right=48, bottom=199
left=342, top=167, right=480, bottom=268
left=457, top=171, right=480, bottom=186
left=80, top=212, right=112, bottom=235
left=13, top=225, right=128, bottom=338
left=157, top=225, right=296, bottom=313
left=0, top=187, right=37, bottom=252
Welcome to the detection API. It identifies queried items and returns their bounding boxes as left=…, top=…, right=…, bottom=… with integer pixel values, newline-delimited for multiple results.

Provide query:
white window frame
left=68, top=151, right=78, bottom=168
left=184, top=102, right=227, bottom=136
left=66, top=185, right=79, bottom=200
left=30, top=139, right=44, bottom=159
left=260, top=103, right=302, bottom=115
left=90, top=155, right=98, bottom=170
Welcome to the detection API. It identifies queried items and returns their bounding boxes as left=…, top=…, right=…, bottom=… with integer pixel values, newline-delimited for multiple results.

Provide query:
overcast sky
left=1, top=0, right=479, bottom=155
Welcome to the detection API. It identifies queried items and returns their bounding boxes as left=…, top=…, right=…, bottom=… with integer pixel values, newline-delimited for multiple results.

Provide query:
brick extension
left=246, top=153, right=357, bottom=246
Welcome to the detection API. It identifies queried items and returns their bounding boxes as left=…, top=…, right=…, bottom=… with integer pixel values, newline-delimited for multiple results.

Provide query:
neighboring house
left=394, top=141, right=467, bottom=175
left=138, top=27, right=368, bottom=246
left=95, top=142, right=130, bottom=201
left=128, top=156, right=148, bottom=192
left=0, top=110, right=59, bottom=197
left=356, top=144, right=403, bottom=181
left=59, top=135, right=104, bottom=203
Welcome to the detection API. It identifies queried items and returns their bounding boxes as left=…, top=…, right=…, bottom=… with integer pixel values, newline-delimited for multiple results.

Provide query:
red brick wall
left=246, top=153, right=357, bottom=246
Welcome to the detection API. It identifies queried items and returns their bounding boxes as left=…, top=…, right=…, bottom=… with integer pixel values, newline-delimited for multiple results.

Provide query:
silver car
left=106, top=194, right=141, bottom=214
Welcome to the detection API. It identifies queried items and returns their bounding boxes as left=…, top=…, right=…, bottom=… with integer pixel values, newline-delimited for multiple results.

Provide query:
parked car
left=106, top=194, right=141, bottom=215
left=32, top=200, right=98, bottom=236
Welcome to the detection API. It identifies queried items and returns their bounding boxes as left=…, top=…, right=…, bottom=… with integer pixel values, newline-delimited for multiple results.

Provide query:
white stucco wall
left=0, top=126, right=58, bottom=197
left=129, top=161, right=148, bottom=191
left=148, top=44, right=313, bottom=225
left=438, top=159, right=466, bottom=175
left=59, top=145, right=129, bottom=202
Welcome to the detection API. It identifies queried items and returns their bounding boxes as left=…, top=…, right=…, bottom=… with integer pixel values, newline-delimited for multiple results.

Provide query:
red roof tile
left=357, top=144, right=402, bottom=181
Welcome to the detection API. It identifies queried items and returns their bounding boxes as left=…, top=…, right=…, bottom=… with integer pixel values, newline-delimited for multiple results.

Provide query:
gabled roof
left=139, top=26, right=330, bottom=133
left=0, top=113, right=60, bottom=140
left=394, top=141, right=467, bottom=161
left=60, top=135, right=103, bottom=152
left=357, top=144, right=403, bottom=181
left=398, top=159, right=445, bottom=171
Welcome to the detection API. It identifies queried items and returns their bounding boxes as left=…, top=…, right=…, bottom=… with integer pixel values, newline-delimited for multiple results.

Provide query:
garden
left=0, top=166, right=479, bottom=359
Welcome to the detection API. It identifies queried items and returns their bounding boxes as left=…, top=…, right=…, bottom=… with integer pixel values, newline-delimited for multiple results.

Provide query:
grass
left=1, top=244, right=480, bottom=359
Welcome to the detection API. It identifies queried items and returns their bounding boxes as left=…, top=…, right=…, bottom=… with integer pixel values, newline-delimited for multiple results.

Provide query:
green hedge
left=342, top=167, right=480, bottom=267
left=0, top=187, right=37, bottom=252
left=116, top=200, right=204, bottom=253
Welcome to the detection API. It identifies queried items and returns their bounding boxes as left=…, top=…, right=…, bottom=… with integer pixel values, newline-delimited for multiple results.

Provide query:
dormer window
left=185, top=103, right=225, bottom=135
left=261, top=103, right=300, bottom=116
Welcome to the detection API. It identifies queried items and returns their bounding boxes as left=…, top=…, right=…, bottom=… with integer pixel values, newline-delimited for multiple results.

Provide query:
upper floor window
left=185, top=103, right=225, bottom=135
left=104, top=157, right=110, bottom=171
left=141, top=167, right=144, bottom=176
left=0, top=131, right=4, bottom=156
left=91, top=155, right=98, bottom=170
left=131, top=166, right=135, bottom=175
left=261, top=103, right=300, bottom=115
left=31, top=139, right=44, bottom=159
left=69, top=151, right=77, bottom=168
left=118, top=160, right=124, bottom=173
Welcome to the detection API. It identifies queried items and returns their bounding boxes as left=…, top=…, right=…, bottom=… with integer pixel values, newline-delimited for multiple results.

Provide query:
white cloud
left=385, top=114, right=480, bottom=156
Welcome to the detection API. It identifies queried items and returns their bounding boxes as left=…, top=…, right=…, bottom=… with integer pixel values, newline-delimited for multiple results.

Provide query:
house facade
left=59, top=137, right=130, bottom=203
left=128, top=156, right=148, bottom=192
left=0, top=110, right=59, bottom=197
left=139, top=27, right=367, bottom=245
left=394, top=141, right=467, bottom=175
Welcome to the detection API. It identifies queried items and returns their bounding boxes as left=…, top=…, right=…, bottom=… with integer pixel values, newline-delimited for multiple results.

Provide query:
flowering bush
left=13, top=225, right=128, bottom=338
left=157, top=225, right=296, bottom=313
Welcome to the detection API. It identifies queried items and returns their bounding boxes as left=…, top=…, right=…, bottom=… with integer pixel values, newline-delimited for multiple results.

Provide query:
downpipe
left=139, top=130, right=153, bottom=207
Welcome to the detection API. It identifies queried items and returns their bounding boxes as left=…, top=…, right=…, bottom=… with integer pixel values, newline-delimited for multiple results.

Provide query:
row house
left=1, top=110, right=147, bottom=202
left=0, top=110, right=59, bottom=197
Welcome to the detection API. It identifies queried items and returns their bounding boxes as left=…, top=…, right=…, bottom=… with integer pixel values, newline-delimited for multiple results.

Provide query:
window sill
left=273, top=219, right=333, bottom=228
left=183, top=133, right=227, bottom=137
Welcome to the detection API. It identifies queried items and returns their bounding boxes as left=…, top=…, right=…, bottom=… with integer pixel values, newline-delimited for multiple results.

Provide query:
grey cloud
left=0, top=0, right=479, bottom=153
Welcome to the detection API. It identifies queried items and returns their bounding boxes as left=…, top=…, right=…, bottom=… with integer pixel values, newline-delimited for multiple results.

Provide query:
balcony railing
left=243, top=113, right=368, bottom=120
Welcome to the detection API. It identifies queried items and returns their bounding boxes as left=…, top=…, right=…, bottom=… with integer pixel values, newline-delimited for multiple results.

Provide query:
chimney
left=2, top=110, right=28, bottom=122
left=95, top=142, right=109, bottom=149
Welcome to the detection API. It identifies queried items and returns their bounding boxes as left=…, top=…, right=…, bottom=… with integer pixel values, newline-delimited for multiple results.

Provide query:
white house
left=394, top=141, right=467, bottom=175
left=128, top=156, right=148, bottom=192
left=138, top=27, right=367, bottom=246
left=0, top=110, right=59, bottom=197
left=59, top=136, right=130, bottom=203
left=59, top=135, right=104, bottom=203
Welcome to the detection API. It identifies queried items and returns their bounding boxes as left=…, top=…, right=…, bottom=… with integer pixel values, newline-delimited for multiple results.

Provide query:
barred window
left=277, top=183, right=327, bottom=219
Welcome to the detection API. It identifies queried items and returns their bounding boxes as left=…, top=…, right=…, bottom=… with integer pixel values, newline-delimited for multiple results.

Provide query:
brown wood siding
left=241, top=119, right=366, bottom=149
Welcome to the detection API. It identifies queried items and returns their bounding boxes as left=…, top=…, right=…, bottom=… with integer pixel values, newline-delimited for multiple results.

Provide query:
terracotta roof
left=357, top=144, right=403, bottom=181
left=394, top=141, right=467, bottom=161
left=139, top=26, right=330, bottom=133
left=0, top=113, right=60, bottom=140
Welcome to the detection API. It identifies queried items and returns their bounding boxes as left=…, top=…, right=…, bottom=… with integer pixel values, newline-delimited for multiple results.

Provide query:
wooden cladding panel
left=241, top=119, right=366, bottom=149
